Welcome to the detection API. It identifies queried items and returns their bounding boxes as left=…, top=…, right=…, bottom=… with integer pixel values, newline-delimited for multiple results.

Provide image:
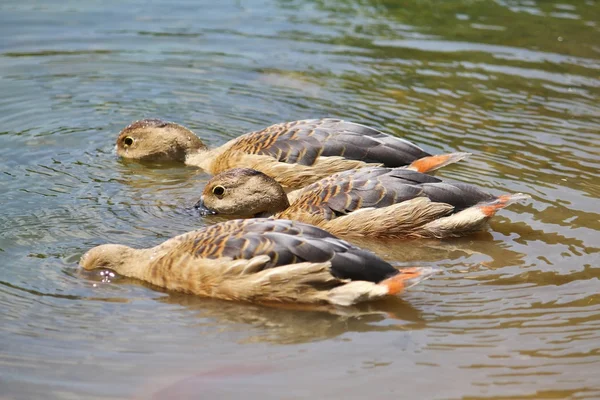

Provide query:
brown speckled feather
left=164, top=219, right=398, bottom=282
left=118, top=118, right=459, bottom=189
left=197, top=167, right=530, bottom=239
left=278, top=168, right=499, bottom=221
left=223, top=119, right=431, bottom=167
left=277, top=168, right=422, bottom=220
left=79, top=219, right=436, bottom=305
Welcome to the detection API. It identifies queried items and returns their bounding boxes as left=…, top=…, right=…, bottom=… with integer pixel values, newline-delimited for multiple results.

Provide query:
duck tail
left=406, top=152, right=471, bottom=174
left=327, top=266, right=437, bottom=306
left=477, top=193, right=531, bottom=217
left=379, top=267, right=438, bottom=295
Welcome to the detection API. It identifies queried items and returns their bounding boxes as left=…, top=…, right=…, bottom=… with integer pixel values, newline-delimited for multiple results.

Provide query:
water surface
left=1, top=0, right=599, bottom=398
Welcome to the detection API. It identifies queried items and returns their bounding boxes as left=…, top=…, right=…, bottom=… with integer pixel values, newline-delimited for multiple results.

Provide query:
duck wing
left=183, top=218, right=398, bottom=283
left=286, top=168, right=434, bottom=220
left=420, top=182, right=497, bottom=212
left=227, top=119, right=431, bottom=167
left=359, top=169, right=497, bottom=211
left=284, top=167, right=499, bottom=219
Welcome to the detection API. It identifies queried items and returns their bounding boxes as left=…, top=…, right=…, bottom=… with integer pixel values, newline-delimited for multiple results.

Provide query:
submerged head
left=116, top=119, right=206, bottom=162
left=79, top=244, right=134, bottom=275
left=194, top=168, right=290, bottom=217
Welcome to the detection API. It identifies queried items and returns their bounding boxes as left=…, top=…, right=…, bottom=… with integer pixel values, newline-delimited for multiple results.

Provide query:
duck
left=79, top=218, right=435, bottom=306
left=194, top=167, right=531, bottom=239
left=116, top=118, right=470, bottom=189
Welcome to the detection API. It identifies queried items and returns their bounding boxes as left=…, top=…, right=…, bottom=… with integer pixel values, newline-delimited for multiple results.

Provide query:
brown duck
left=195, top=168, right=531, bottom=239
left=116, top=118, right=469, bottom=188
left=79, top=219, right=435, bottom=306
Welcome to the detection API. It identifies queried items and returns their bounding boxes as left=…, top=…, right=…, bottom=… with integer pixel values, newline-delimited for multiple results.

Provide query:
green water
left=1, top=0, right=599, bottom=398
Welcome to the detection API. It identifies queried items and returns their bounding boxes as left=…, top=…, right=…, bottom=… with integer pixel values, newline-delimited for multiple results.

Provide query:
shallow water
left=1, top=0, right=599, bottom=398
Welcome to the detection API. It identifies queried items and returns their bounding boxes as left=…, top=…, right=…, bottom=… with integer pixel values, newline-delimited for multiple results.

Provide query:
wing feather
left=226, top=119, right=430, bottom=167
left=421, top=182, right=496, bottom=212
left=180, top=219, right=397, bottom=282
left=281, top=167, right=499, bottom=219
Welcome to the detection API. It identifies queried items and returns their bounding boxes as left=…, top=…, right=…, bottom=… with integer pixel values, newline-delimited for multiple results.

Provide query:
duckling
left=116, top=118, right=468, bottom=188
left=195, top=168, right=531, bottom=239
left=79, top=219, right=435, bottom=306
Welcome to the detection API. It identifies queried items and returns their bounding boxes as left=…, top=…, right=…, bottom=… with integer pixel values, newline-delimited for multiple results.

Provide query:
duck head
left=79, top=244, right=137, bottom=276
left=194, top=168, right=290, bottom=217
left=116, top=119, right=207, bottom=162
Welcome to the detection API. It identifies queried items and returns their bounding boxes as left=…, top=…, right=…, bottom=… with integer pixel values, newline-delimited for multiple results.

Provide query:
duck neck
left=114, top=241, right=179, bottom=283
left=185, top=146, right=214, bottom=171
left=260, top=184, right=291, bottom=217
left=253, top=198, right=289, bottom=218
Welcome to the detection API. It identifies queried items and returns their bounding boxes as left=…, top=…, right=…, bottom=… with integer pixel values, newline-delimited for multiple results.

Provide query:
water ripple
left=1, top=0, right=599, bottom=398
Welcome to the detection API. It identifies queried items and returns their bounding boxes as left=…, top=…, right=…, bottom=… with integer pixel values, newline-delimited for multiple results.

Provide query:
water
left=1, top=0, right=599, bottom=398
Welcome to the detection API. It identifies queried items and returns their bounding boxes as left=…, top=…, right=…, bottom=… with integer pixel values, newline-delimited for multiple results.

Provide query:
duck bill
left=193, top=197, right=218, bottom=216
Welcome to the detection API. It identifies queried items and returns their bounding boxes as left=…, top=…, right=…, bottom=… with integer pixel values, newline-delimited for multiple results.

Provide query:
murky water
left=1, top=0, right=599, bottom=398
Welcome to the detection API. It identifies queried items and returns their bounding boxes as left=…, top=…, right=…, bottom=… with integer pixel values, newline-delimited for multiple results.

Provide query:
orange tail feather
left=407, top=152, right=471, bottom=174
left=478, top=193, right=531, bottom=217
left=379, top=267, right=438, bottom=295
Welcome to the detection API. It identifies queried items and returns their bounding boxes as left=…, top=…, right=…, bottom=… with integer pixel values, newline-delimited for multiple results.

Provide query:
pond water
left=1, top=0, right=599, bottom=398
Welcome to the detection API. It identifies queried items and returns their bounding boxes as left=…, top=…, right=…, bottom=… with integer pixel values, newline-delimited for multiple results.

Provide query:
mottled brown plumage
left=116, top=119, right=206, bottom=162
left=116, top=118, right=467, bottom=188
left=196, top=168, right=531, bottom=239
left=79, top=219, right=435, bottom=306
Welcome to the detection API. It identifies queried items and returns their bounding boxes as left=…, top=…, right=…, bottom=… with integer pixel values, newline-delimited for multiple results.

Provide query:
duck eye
left=212, top=186, right=225, bottom=196
left=123, top=137, right=134, bottom=146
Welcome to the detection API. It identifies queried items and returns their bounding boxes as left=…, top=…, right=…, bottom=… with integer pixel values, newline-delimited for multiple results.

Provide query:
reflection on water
left=159, top=294, right=426, bottom=344
left=1, top=0, right=599, bottom=398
